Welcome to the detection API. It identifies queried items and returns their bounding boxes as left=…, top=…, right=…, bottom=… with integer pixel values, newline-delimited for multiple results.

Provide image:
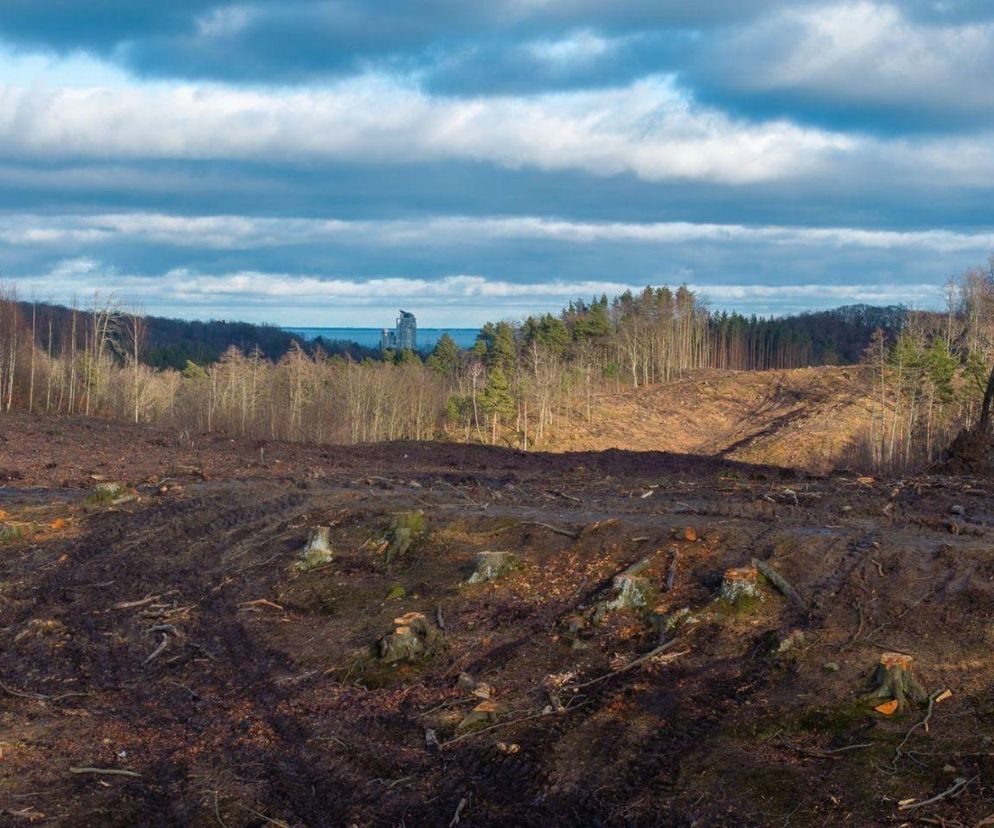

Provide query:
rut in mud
left=2, top=414, right=994, bottom=826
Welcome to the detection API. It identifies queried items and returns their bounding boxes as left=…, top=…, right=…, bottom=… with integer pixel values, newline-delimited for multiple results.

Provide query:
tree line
left=849, top=262, right=994, bottom=471
left=2, top=272, right=992, bottom=471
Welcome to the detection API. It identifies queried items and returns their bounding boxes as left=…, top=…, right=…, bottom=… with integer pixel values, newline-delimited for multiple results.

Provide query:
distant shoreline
left=286, top=326, right=480, bottom=350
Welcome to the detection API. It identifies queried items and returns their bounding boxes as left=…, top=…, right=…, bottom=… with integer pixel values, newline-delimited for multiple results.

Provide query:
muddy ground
left=1, top=413, right=994, bottom=826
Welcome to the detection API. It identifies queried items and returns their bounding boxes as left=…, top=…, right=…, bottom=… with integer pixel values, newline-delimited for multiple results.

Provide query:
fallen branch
left=888, top=688, right=942, bottom=771
left=529, top=522, right=580, bottom=539
left=861, top=588, right=936, bottom=643
left=69, top=766, right=141, bottom=778
left=898, top=775, right=976, bottom=812
left=545, top=489, right=582, bottom=503
left=752, top=558, right=804, bottom=607
left=564, top=639, right=688, bottom=693
left=113, top=595, right=160, bottom=610
left=238, top=599, right=284, bottom=612
left=777, top=735, right=874, bottom=760
left=665, top=549, right=679, bottom=592
left=440, top=710, right=549, bottom=749
left=143, top=634, right=170, bottom=666
left=0, top=681, right=90, bottom=702
left=449, top=793, right=471, bottom=826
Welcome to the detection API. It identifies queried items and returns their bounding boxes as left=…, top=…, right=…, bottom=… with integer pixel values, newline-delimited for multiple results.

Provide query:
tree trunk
left=979, top=361, right=994, bottom=434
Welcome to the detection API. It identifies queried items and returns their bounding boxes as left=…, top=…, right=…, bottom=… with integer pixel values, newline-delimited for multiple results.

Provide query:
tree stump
left=466, top=550, right=518, bottom=584
left=378, top=611, right=443, bottom=663
left=296, top=526, right=333, bottom=571
left=869, top=652, right=927, bottom=710
left=591, top=573, right=656, bottom=624
left=718, top=565, right=763, bottom=611
left=457, top=700, right=501, bottom=732
left=386, top=511, right=426, bottom=562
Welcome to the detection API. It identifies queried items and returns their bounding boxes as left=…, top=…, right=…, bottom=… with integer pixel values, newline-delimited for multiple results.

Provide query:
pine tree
left=480, top=365, right=514, bottom=445
left=427, top=333, right=459, bottom=378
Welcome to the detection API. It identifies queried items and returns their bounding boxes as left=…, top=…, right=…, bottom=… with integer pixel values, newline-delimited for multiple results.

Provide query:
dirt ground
left=547, top=366, right=875, bottom=472
left=2, top=413, right=994, bottom=826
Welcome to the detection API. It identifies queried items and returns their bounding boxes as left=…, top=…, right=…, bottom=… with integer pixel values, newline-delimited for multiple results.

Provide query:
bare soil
left=547, top=366, right=875, bottom=472
left=1, top=413, right=994, bottom=826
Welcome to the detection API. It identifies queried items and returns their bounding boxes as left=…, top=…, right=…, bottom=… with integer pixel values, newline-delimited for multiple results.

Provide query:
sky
left=1, top=1, right=993, bottom=326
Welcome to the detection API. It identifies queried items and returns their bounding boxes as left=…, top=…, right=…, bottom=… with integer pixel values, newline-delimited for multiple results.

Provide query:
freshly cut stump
left=378, top=611, right=443, bottom=663
left=869, top=652, right=927, bottom=710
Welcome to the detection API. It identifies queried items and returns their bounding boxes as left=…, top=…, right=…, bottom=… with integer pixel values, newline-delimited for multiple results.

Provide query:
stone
left=776, top=629, right=806, bottom=654
left=823, top=661, right=840, bottom=672
left=296, top=526, right=333, bottom=571
left=950, top=504, right=965, bottom=515
left=466, top=550, right=518, bottom=584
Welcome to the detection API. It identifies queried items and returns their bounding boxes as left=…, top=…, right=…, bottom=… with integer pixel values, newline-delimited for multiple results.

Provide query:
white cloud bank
left=2, top=211, right=994, bottom=254
left=16, top=257, right=944, bottom=325
left=0, top=74, right=852, bottom=184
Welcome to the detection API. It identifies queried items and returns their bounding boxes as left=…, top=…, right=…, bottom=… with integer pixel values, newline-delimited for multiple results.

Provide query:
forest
left=0, top=265, right=992, bottom=472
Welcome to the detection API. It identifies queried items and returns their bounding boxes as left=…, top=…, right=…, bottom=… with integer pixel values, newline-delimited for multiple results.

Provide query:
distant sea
left=286, top=327, right=480, bottom=350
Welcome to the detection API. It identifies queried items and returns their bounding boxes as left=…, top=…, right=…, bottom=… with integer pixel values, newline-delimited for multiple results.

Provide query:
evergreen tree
left=427, top=333, right=460, bottom=378
left=480, top=365, right=515, bottom=444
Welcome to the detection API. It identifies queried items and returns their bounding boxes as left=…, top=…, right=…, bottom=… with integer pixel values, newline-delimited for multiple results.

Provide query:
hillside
left=546, top=366, right=876, bottom=473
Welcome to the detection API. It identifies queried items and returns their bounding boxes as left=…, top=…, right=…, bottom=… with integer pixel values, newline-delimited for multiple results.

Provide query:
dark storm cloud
left=3, top=0, right=993, bottom=131
left=0, top=1, right=802, bottom=85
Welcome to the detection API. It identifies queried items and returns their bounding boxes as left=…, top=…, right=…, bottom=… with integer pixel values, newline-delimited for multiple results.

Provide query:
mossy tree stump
left=466, top=550, right=518, bottom=584
left=591, top=572, right=656, bottom=625
left=386, top=511, right=426, bottom=562
left=296, top=526, right=333, bottom=571
left=717, top=565, right=764, bottom=611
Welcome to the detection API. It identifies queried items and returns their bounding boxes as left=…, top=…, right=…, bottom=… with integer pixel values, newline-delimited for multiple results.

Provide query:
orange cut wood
left=874, top=699, right=899, bottom=715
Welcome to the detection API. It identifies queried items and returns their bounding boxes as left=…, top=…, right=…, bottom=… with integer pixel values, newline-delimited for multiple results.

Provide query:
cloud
left=0, top=1, right=992, bottom=326
left=690, top=2, right=994, bottom=131
left=4, top=211, right=994, bottom=254
left=0, top=75, right=856, bottom=184
left=0, top=1, right=809, bottom=84
left=13, top=257, right=945, bottom=326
